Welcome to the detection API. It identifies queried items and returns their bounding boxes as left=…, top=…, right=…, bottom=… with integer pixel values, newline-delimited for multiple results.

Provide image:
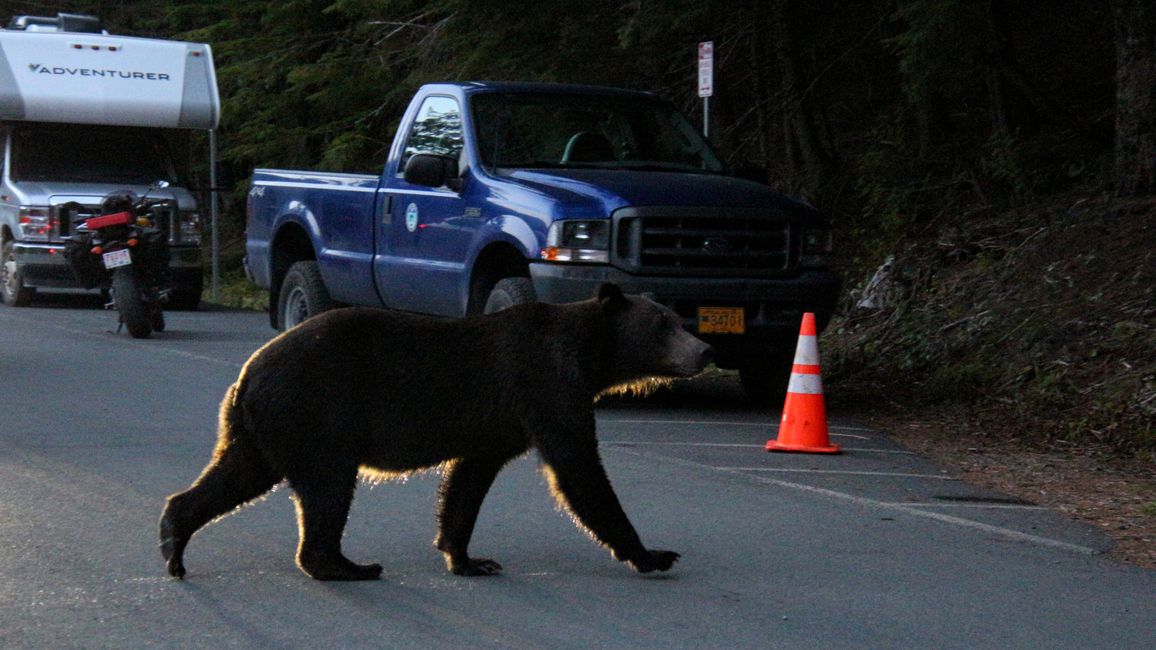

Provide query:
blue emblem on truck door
left=405, top=203, right=419, bottom=232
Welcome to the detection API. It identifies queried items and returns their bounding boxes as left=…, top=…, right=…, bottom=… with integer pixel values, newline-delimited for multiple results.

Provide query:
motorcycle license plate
left=697, top=306, right=745, bottom=334
left=102, top=249, right=132, bottom=269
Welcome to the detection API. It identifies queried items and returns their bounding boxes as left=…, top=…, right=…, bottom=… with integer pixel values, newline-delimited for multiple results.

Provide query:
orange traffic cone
left=766, top=312, right=841, bottom=454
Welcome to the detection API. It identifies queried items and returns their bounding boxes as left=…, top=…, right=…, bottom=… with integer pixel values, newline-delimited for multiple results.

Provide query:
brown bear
left=160, top=283, right=712, bottom=580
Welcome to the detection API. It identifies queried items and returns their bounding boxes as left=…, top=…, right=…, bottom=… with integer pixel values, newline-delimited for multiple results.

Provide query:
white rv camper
left=0, top=13, right=220, bottom=308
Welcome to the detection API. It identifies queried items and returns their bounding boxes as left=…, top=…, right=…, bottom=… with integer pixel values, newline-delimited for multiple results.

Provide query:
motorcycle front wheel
left=112, top=267, right=152, bottom=339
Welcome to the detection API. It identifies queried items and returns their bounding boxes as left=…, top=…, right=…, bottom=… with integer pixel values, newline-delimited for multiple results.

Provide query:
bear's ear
left=596, top=282, right=627, bottom=308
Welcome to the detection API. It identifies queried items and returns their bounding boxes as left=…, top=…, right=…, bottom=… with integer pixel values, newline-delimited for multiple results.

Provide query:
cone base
left=765, top=440, right=841, bottom=454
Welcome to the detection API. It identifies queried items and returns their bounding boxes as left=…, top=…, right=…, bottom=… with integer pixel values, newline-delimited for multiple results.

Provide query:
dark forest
left=2, top=0, right=1153, bottom=453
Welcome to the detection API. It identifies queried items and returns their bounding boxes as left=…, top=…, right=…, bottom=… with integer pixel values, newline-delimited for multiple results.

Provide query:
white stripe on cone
left=794, top=334, right=820, bottom=365
left=787, top=372, right=823, bottom=395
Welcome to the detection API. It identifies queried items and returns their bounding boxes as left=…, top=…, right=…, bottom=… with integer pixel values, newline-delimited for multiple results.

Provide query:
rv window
left=9, top=125, right=178, bottom=185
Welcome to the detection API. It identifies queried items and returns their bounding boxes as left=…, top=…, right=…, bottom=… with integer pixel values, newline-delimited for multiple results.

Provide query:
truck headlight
left=179, top=211, right=201, bottom=244
left=542, top=220, right=609, bottom=263
left=18, top=206, right=54, bottom=241
left=800, top=228, right=833, bottom=268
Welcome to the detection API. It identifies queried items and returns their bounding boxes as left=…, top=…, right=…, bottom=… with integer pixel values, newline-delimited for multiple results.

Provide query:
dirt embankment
left=825, top=193, right=1155, bottom=567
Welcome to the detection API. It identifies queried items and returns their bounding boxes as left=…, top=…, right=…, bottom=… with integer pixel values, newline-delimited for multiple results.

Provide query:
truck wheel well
left=269, top=222, right=316, bottom=325
left=467, top=243, right=528, bottom=315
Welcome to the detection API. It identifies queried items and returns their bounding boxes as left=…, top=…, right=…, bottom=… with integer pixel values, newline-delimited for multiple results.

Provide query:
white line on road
left=611, top=447, right=1101, bottom=556
left=602, top=441, right=915, bottom=455
left=880, top=502, right=1046, bottom=511
left=7, top=312, right=245, bottom=369
left=599, top=419, right=872, bottom=439
left=605, top=441, right=765, bottom=448
left=714, top=467, right=958, bottom=480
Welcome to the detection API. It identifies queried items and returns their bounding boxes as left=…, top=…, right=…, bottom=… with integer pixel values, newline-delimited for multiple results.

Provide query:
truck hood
left=498, top=168, right=809, bottom=217
left=7, top=180, right=194, bottom=210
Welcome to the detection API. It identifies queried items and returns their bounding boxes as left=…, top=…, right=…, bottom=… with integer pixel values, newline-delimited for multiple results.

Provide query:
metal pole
left=703, top=96, right=710, bottom=140
left=209, top=129, right=220, bottom=302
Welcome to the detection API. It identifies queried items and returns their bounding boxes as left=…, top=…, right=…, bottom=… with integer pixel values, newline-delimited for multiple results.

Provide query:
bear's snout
left=666, top=336, right=714, bottom=377
left=693, top=342, right=715, bottom=371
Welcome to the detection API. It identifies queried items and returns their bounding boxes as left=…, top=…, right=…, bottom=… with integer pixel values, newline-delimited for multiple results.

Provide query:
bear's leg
left=537, top=435, right=680, bottom=574
left=290, top=469, right=383, bottom=581
left=435, top=455, right=507, bottom=576
left=160, top=439, right=282, bottom=578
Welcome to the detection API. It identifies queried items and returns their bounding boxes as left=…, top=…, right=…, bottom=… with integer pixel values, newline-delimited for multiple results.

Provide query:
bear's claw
left=452, top=558, right=503, bottom=576
left=629, top=549, right=680, bottom=573
left=159, top=515, right=187, bottom=579
left=298, top=552, right=384, bottom=581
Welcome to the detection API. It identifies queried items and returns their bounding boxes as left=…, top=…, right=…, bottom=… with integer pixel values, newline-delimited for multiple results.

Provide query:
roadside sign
left=698, top=41, right=713, bottom=138
left=698, top=41, right=713, bottom=97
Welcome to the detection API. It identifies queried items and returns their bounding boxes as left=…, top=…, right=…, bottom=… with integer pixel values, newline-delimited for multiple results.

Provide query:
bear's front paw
left=628, top=549, right=680, bottom=573
left=451, top=557, right=503, bottom=576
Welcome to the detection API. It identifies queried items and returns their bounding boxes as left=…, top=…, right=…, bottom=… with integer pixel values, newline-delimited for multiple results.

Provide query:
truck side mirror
left=404, top=153, right=459, bottom=189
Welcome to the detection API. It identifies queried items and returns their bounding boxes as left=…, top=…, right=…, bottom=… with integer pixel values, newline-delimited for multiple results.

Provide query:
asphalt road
left=2, top=296, right=1154, bottom=649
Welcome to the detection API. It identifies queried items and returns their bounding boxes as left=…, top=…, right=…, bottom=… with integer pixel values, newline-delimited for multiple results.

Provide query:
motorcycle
left=63, top=187, right=174, bottom=338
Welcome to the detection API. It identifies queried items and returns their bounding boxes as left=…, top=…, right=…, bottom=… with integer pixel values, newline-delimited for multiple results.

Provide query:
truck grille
left=53, top=203, right=99, bottom=237
left=53, top=202, right=177, bottom=242
left=614, top=210, right=791, bottom=276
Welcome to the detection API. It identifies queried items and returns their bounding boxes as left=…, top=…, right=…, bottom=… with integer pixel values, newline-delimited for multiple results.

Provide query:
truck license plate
left=698, top=306, right=745, bottom=334
left=102, top=249, right=132, bottom=269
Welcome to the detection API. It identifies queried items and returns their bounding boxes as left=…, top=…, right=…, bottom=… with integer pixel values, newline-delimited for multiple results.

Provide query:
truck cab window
left=400, top=96, right=463, bottom=171
left=471, top=92, right=724, bottom=174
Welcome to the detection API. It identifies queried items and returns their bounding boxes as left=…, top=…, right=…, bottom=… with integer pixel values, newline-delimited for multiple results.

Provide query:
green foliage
left=890, top=0, right=993, bottom=105
left=214, top=268, right=268, bottom=312
left=10, top=0, right=1144, bottom=449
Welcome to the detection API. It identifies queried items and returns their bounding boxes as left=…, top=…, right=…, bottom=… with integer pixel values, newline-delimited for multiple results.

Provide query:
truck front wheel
left=277, top=261, right=335, bottom=330
left=1, top=241, right=35, bottom=307
left=483, top=277, right=536, bottom=314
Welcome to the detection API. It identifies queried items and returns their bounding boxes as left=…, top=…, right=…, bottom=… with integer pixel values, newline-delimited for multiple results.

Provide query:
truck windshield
left=9, top=125, right=178, bottom=184
left=471, top=92, right=724, bottom=174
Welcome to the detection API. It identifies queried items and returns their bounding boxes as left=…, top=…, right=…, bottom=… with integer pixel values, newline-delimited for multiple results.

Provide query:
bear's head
left=595, top=283, right=714, bottom=387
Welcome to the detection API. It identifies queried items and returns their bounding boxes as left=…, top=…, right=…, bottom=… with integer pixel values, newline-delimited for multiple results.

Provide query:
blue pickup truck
left=245, top=81, right=840, bottom=399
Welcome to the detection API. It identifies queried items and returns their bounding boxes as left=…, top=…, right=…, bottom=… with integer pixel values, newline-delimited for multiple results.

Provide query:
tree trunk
left=1112, top=0, right=1156, bottom=196
left=770, top=0, right=833, bottom=190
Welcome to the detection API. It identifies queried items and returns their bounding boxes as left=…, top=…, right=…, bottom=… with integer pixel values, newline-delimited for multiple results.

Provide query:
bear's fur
left=159, top=282, right=713, bottom=580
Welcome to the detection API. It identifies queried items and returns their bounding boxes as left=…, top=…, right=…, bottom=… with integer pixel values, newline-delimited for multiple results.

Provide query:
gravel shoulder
left=871, top=410, right=1156, bottom=570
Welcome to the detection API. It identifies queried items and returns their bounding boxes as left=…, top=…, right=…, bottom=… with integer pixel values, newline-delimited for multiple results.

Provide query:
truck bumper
left=529, top=262, right=842, bottom=367
left=14, top=242, right=204, bottom=292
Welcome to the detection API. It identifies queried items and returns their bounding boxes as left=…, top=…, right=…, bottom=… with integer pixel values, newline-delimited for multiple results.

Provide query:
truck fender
left=463, top=217, right=540, bottom=314
left=267, top=213, right=321, bottom=326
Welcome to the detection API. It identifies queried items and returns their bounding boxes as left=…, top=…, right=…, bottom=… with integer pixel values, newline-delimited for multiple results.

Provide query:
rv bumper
left=13, top=242, right=203, bottom=291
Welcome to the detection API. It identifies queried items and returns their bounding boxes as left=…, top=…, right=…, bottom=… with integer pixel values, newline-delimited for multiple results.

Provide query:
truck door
left=375, top=95, right=479, bottom=316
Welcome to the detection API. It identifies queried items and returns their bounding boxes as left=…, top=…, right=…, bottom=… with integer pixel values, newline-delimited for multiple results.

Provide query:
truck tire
left=483, top=277, right=536, bottom=314
left=113, top=267, right=152, bottom=339
left=1, top=240, right=36, bottom=307
left=278, top=260, right=335, bottom=330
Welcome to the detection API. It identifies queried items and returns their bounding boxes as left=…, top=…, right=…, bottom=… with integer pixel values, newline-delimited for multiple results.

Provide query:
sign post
left=698, top=41, right=713, bottom=139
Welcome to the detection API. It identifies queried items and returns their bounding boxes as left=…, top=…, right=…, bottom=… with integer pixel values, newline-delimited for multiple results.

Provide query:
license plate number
left=102, top=249, right=132, bottom=269
left=698, top=306, right=745, bottom=334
